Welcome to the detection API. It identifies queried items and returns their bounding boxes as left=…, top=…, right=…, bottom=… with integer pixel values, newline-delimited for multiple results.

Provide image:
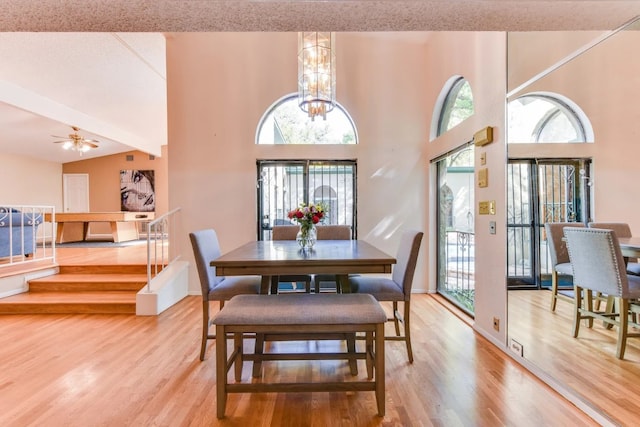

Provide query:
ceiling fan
left=51, top=125, right=100, bottom=155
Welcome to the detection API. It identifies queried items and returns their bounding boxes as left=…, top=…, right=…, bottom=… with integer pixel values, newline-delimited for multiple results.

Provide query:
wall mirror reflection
left=506, top=17, right=640, bottom=424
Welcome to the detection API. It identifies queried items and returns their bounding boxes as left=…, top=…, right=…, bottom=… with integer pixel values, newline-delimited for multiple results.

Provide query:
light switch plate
left=478, top=168, right=488, bottom=188
left=479, top=200, right=496, bottom=215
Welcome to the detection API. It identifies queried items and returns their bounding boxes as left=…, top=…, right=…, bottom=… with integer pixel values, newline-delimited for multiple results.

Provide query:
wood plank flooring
left=0, top=298, right=596, bottom=426
left=509, top=289, right=640, bottom=426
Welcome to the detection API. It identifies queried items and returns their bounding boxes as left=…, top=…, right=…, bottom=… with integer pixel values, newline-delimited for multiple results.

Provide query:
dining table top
left=210, top=239, right=396, bottom=277
left=618, top=237, right=640, bottom=258
left=210, top=239, right=396, bottom=294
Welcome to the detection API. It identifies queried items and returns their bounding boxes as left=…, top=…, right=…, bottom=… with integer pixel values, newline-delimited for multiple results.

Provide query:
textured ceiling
left=2, top=1, right=640, bottom=31
left=0, top=1, right=639, bottom=163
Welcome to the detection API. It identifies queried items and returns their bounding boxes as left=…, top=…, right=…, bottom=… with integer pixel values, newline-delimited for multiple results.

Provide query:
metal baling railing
left=145, top=208, right=182, bottom=291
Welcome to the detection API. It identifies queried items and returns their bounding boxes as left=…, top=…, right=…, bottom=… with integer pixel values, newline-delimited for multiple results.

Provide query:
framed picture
left=120, top=170, right=155, bottom=212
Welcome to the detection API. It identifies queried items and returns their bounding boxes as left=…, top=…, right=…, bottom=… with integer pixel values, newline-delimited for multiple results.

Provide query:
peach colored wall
left=62, top=147, right=168, bottom=234
left=424, top=32, right=508, bottom=344
left=167, top=32, right=429, bottom=296
left=0, top=152, right=62, bottom=208
left=508, top=31, right=640, bottom=234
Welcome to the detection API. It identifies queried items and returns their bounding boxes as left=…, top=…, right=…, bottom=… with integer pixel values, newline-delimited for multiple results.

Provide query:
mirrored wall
left=506, top=17, right=640, bottom=424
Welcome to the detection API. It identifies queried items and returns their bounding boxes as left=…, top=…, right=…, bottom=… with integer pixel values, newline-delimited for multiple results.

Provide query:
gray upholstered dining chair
left=314, top=225, right=353, bottom=293
left=189, top=229, right=261, bottom=361
left=544, top=222, right=585, bottom=312
left=588, top=222, right=640, bottom=275
left=271, top=225, right=313, bottom=293
left=564, top=227, right=640, bottom=359
left=348, top=230, right=423, bottom=363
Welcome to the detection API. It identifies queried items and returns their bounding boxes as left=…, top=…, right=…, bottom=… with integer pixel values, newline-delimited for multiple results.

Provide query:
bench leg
left=252, top=333, right=265, bottom=378
left=375, top=323, right=385, bottom=417
left=216, top=325, right=228, bottom=419
left=346, top=333, right=358, bottom=375
left=365, top=331, right=374, bottom=379
left=234, top=333, right=243, bottom=382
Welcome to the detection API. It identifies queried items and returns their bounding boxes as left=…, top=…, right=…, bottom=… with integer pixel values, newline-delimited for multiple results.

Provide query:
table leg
left=337, top=274, right=350, bottom=293
left=260, top=276, right=272, bottom=294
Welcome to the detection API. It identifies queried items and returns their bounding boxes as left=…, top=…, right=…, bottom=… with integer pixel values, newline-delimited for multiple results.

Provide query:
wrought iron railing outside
left=441, top=230, right=475, bottom=312
left=144, top=208, right=181, bottom=292
left=0, top=205, right=55, bottom=268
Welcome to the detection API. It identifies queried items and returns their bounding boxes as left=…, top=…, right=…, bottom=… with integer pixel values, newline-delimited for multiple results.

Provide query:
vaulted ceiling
left=0, top=1, right=638, bottom=163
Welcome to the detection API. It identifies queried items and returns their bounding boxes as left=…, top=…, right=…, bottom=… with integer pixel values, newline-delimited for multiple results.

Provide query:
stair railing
left=0, top=205, right=55, bottom=268
left=145, top=207, right=181, bottom=291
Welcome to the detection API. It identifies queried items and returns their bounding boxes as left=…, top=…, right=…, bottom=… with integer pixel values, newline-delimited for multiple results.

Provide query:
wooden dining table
left=210, top=239, right=396, bottom=293
left=618, top=237, right=640, bottom=258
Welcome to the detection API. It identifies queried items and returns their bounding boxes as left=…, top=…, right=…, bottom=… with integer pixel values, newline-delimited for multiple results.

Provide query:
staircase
left=0, top=264, right=148, bottom=314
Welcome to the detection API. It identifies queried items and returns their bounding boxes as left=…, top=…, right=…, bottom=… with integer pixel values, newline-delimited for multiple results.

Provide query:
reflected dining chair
left=189, top=229, right=262, bottom=361
left=564, top=227, right=640, bottom=359
left=349, top=230, right=423, bottom=363
left=314, top=225, right=352, bottom=293
left=588, top=222, right=640, bottom=276
left=544, top=222, right=585, bottom=312
left=271, top=225, right=313, bottom=293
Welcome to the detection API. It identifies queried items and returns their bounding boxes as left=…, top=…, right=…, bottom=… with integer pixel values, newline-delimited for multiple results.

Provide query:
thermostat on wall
left=474, top=126, right=494, bottom=146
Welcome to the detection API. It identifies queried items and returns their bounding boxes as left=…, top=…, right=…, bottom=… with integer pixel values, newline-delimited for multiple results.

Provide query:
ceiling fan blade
left=82, top=138, right=100, bottom=144
left=52, top=140, right=71, bottom=144
left=51, top=134, right=69, bottom=139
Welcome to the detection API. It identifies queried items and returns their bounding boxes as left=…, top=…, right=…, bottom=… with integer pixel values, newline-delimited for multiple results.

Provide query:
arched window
left=256, top=94, right=357, bottom=145
left=508, top=93, right=592, bottom=143
left=433, top=77, right=475, bottom=137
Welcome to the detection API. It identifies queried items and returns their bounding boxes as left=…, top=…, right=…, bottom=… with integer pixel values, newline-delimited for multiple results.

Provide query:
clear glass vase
left=296, top=224, right=317, bottom=250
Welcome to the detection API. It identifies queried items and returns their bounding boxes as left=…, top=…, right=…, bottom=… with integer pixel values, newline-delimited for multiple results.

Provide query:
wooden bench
left=212, top=293, right=387, bottom=419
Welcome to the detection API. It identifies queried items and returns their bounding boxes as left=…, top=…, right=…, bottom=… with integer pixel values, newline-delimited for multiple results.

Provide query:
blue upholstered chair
left=189, top=229, right=261, bottom=361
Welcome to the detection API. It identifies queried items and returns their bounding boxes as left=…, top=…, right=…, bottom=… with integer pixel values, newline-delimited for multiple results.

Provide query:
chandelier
left=298, top=32, right=336, bottom=120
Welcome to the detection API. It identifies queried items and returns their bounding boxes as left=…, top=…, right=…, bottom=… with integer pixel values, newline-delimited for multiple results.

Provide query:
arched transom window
left=508, top=93, right=592, bottom=143
left=435, top=77, right=475, bottom=137
left=256, top=94, right=357, bottom=145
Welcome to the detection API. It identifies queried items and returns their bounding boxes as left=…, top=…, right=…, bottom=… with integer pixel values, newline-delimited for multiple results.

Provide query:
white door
left=63, top=174, right=90, bottom=212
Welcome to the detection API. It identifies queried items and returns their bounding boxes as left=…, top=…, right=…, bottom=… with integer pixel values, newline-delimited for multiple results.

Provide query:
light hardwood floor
left=0, top=247, right=597, bottom=426
left=509, top=289, right=640, bottom=426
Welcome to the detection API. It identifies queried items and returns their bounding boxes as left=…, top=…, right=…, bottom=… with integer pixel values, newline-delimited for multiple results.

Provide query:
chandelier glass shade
left=298, top=32, right=336, bottom=120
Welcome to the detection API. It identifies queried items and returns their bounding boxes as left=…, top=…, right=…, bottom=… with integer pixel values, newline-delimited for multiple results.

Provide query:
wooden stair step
left=0, top=291, right=136, bottom=314
left=59, top=264, right=149, bottom=275
left=29, top=273, right=148, bottom=292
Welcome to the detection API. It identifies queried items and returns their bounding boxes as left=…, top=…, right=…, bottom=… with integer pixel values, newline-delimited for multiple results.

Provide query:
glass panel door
left=507, top=159, right=591, bottom=289
left=435, top=144, right=475, bottom=315
left=257, top=160, right=357, bottom=240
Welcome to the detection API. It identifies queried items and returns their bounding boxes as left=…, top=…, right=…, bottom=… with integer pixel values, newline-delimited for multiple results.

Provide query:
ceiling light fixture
left=298, top=32, right=336, bottom=120
left=52, top=126, right=100, bottom=156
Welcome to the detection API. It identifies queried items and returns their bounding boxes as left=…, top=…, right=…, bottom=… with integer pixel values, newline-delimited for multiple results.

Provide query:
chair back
left=588, top=222, right=632, bottom=238
left=317, top=225, right=352, bottom=240
left=272, top=225, right=299, bottom=240
left=544, top=222, right=585, bottom=266
left=189, top=229, right=225, bottom=297
left=564, top=227, right=629, bottom=297
left=392, top=230, right=424, bottom=296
